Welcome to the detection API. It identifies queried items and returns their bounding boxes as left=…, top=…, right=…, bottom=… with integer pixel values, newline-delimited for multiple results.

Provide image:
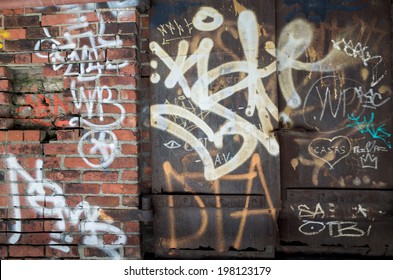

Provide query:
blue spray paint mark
left=347, top=112, right=392, bottom=149
left=284, top=0, right=367, bottom=22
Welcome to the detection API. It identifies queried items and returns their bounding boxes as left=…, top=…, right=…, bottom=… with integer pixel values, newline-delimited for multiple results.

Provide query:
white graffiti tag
left=6, top=157, right=126, bottom=259
left=150, top=8, right=279, bottom=180
left=35, top=13, right=127, bottom=168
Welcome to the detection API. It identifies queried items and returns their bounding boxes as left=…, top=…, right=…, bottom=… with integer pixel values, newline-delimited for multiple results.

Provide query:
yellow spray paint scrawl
left=0, top=30, right=10, bottom=49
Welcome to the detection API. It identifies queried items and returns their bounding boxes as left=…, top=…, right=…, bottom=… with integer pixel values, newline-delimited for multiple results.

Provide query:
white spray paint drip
left=6, top=157, right=127, bottom=259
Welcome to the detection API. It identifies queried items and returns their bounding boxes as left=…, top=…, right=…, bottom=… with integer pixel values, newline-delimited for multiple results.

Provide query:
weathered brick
left=82, top=171, right=118, bottom=182
left=0, top=80, right=11, bottom=91
left=113, top=130, right=137, bottom=141
left=122, top=144, right=138, bottom=154
left=122, top=196, right=139, bottom=207
left=0, top=67, right=13, bottom=79
left=41, top=14, right=78, bottom=26
left=26, top=27, right=60, bottom=39
left=45, top=170, right=81, bottom=181
left=121, top=170, right=138, bottom=181
left=45, top=245, right=79, bottom=258
left=86, top=196, right=120, bottom=207
left=7, top=130, right=23, bottom=141
left=118, top=22, right=138, bottom=34
left=0, top=54, right=15, bottom=64
left=56, top=130, right=80, bottom=141
left=118, top=10, right=137, bottom=22
left=9, top=245, right=44, bottom=257
left=0, top=92, right=12, bottom=104
left=4, top=39, right=36, bottom=52
left=4, top=16, right=40, bottom=28
left=24, top=130, right=43, bottom=142
left=107, top=48, right=136, bottom=60
left=102, top=183, right=138, bottom=194
left=64, top=183, right=101, bottom=194
left=44, top=143, right=79, bottom=155
left=7, top=144, right=43, bottom=154
left=124, top=246, right=141, bottom=259
left=15, top=53, right=32, bottom=64
left=6, top=28, right=26, bottom=40
left=120, top=90, right=137, bottom=100
left=124, top=221, right=140, bottom=233
left=0, top=118, right=14, bottom=129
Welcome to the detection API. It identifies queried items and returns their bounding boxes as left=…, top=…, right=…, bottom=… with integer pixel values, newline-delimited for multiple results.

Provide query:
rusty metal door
left=149, top=0, right=279, bottom=258
left=149, top=0, right=393, bottom=258
left=276, top=0, right=393, bottom=256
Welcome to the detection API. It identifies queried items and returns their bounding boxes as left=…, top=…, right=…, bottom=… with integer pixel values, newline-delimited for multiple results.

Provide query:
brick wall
left=0, top=0, right=149, bottom=259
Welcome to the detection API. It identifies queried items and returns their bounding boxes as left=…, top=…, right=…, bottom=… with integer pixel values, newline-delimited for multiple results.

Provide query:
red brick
left=119, top=64, right=138, bottom=76
left=56, top=130, right=80, bottom=141
left=82, top=171, right=118, bottom=182
left=120, top=90, right=137, bottom=100
left=124, top=246, right=141, bottom=258
left=45, top=245, right=79, bottom=258
left=84, top=12, right=99, bottom=22
left=21, top=220, right=44, bottom=232
left=0, top=131, right=7, bottom=142
left=15, top=53, right=32, bottom=64
left=4, top=39, right=36, bottom=52
left=66, top=195, right=83, bottom=207
left=0, top=245, right=7, bottom=258
left=109, top=157, right=138, bottom=169
left=118, top=34, right=137, bottom=47
left=7, top=144, right=43, bottom=154
left=122, top=144, right=138, bottom=154
left=45, top=170, right=81, bottom=181
left=0, top=80, right=11, bottom=91
left=63, top=157, right=97, bottom=168
left=0, top=67, right=13, bottom=79
left=102, top=183, right=138, bottom=194
left=4, top=16, right=40, bottom=28
left=44, top=143, right=79, bottom=155
left=26, top=27, right=60, bottom=39
left=65, top=183, right=101, bottom=194
left=121, top=170, right=138, bottom=181
left=122, top=115, right=137, bottom=128
left=122, top=196, right=139, bottom=207
left=106, top=48, right=136, bottom=60
left=140, top=16, right=149, bottom=28
left=20, top=233, right=52, bottom=244
left=43, top=157, right=61, bottom=169
left=86, top=196, right=120, bottom=207
left=9, top=245, right=44, bottom=257
left=24, top=130, right=42, bottom=142
left=8, top=130, right=23, bottom=141
left=83, top=247, right=112, bottom=258
left=32, top=53, right=48, bottom=63
left=118, top=10, right=137, bottom=22
left=124, top=221, right=140, bottom=233
left=100, top=75, right=137, bottom=86
left=41, top=14, right=78, bottom=26
left=2, top=9, right=24, bottom=16
left=113, top=130, right=137, bottom=141
left=0, top=195, right=8, bottom=207
left=6, top=28, right=26, bottom=40
left=0, top=92, right=12, bottom=104
left=125, top=234, right=140, bottom=245
left=118, top=22, right=138, bottom=34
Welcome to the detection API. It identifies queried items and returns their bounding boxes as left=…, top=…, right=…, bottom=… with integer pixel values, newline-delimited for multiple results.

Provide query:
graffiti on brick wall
left=6, top=156, right=127, bottom=259
left=0, top=30, right=10, bottom=49
left=34, top=13, right=128, bottom=168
